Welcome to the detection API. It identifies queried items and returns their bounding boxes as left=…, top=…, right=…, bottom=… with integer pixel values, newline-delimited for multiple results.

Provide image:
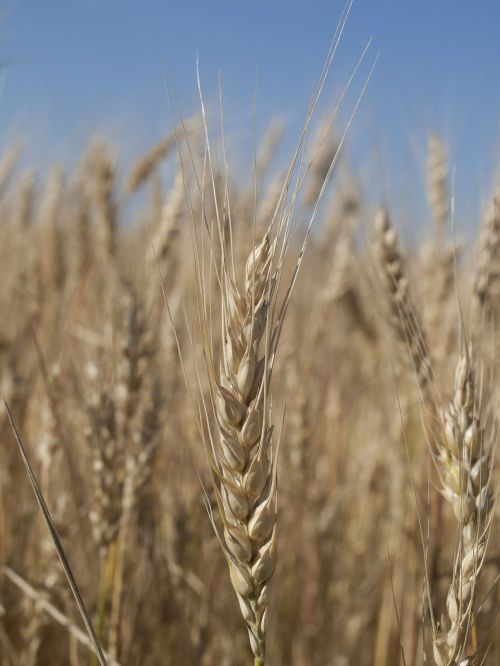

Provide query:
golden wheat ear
left=3, top=400, right=109, bottom=666
left=429, top=349, right=495, bottom=666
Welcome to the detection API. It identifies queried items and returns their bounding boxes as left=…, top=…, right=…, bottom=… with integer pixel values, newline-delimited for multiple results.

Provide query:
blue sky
left=0, top=1, right=499, bottom=228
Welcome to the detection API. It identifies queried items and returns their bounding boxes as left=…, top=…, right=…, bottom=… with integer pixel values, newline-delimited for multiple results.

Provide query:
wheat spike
left=125, top=118, right=198, bottom=195
left=374, top=207, right=433, bottom=396
left=432, top=350, right=494, bottom=665
left=473, top=195, right=500, bottom=309
left=303, top=117, right=339, bottom=207
left=427, top=133, right=450, bottom=227
left=86, top=137, right=118, bottom=261
left=14, top=169, right=37, bottom=231
left=196, top=227, right=283, bottom=663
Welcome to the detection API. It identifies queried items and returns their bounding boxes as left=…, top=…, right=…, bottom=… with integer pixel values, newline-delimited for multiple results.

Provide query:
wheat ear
left=427, top=133, right=449, bottom=227
left=189, top=17, right=372, bottom=661
left=374, top=207, right=433, bottom=396
left=14, top=169, right=37, bottom=231
left=473, top=195, right=500, bottom=309
left=124, top=118, right=198, bottom=195
left=432, top=350, right=494, bottom=666
left=203, top=232, right=278, bottom=664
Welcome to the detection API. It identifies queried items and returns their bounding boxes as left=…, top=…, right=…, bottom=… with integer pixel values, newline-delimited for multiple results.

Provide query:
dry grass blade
left=3, top=400, right=108, bottom=666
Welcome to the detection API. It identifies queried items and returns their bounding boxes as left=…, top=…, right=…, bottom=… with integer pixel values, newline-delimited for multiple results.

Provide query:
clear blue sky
left=1, top=0, right=499, bottom=227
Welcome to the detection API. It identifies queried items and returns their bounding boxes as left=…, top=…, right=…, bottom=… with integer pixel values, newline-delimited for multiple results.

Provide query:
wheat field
left=0, top=19, right=499, bottom=666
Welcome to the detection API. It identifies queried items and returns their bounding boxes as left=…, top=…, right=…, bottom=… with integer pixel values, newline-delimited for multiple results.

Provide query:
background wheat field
left=0, top=2, right=499, bottom=665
